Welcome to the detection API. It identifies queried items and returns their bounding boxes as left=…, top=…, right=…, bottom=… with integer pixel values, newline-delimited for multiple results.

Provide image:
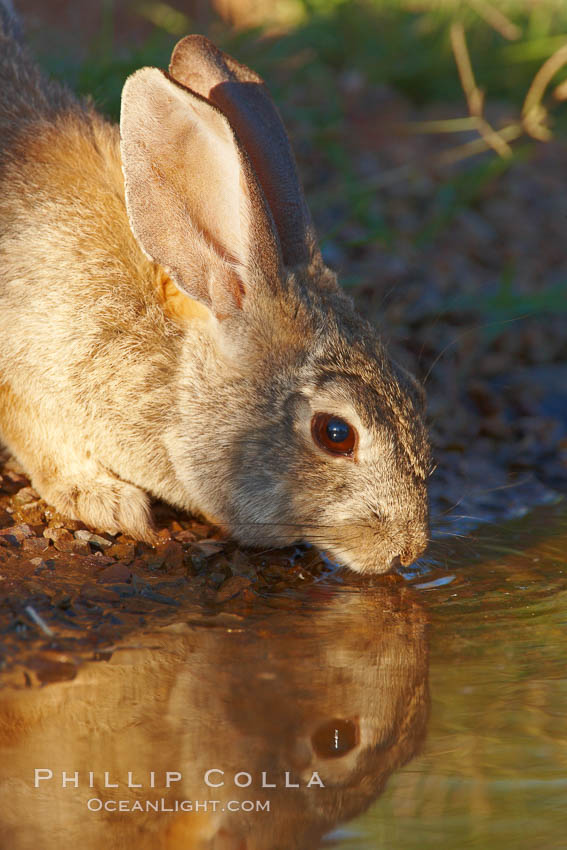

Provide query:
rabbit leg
left=0, top=384, right=156, bottom=542
left=36, top=468, right=156, bottom=543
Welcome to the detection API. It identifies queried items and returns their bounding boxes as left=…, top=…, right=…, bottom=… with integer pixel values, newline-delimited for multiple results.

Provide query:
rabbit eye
left=311, top=718, right=359, bottom=758
left=311, top=413, right=357, bottom=457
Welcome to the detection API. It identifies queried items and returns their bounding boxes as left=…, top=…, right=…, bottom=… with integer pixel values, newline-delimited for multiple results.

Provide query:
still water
left=0, top=502, right=565, bottom=849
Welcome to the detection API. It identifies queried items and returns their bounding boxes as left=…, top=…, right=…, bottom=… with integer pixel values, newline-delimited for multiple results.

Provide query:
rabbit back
left=0, top=35, right=200, bottom=538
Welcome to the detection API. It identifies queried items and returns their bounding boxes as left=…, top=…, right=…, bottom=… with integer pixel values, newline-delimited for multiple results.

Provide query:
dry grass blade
left=405, top=116, right=481, bottom=134
left=437, top=122, right=522, bottom=165
left=522, top=42, right=567, bottom=140
left=450, top=20, right=514, bottom=158
left=450, top=20, right=483, bottom=118
left=467, top=0, right=521, bottom=41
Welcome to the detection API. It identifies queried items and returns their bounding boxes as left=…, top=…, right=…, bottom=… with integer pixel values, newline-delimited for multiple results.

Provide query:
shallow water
left=0, top=501, right=566, bottom=849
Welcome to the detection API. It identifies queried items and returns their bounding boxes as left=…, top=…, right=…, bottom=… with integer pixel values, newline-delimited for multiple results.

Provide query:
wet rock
left=44, top=511, right=84, bottom=531
left=80, top=583, right=120, bottom=603
left=15, top=501, right=46, bottom=524
left=154, top=577, right=188, bottom=593
left=144, top=541, right=185, bottom=572
left=189, top=522, right=214, bottom=538
left=43, top=527, right=70, bottom=545
left=216, top=576, right=252, bottom=603
left=29, top=558, right=56, bottom=571
left=229, top=550, right=257, bottom=580
left=102, top=615, right=123, bottom=627
left=13, top=486, right=40, bottom=506
left=207, top=571, right=228, bottom=589
left=161, top=541, right=184, bottom=571
left=106, top=541, right=136, bottom=563
left=142, top=549, right=167, bottom=570
left=191, top=541, right=225, bottom=558
left=74, top=530, right=114, bottom=550
left=22, top=537, right=50, bottom=556
left=262, top=565, right=294, bottom=582
left=174, top=529, right=197, bottom=544
left=0, top=524, right=35, bottom=546
left=44, top=527, right=90, bottom=554
left=98, top=563, right=132, bottom=583
left=2, top=465, right=28, bottom=488
left=81, top=552, right=114, bottom=569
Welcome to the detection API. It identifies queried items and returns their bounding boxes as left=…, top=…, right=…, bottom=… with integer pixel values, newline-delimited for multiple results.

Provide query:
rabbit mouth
left=309, top=526, right=429, bottom=575
left=318, top=543, right=399, bottom=575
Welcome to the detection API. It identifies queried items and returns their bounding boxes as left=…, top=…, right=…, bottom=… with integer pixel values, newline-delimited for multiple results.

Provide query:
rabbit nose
left=400, top=551, right=417, bottom=567
left=399, top=533, right=429, bottom=566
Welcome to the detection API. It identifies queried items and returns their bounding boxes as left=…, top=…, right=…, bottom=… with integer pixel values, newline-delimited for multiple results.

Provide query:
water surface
left=0, top=502, right=565, bottom=849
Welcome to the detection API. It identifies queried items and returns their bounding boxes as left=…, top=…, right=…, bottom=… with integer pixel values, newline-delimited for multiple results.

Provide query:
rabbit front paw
left=39, top=472, right=156, bottom=543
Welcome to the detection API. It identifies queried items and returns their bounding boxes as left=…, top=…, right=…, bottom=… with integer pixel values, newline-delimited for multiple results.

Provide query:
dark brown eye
left=311, top=718, right=359, bottom=759
left=311, top=413, right=357, bottom=457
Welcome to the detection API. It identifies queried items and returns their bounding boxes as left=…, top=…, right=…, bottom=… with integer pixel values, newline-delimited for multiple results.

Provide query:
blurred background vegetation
left=18, top=0, right=567, bottom=291
left=22, top=0, right=567, bottom=116
left=19, top=0, right=567, bottom=299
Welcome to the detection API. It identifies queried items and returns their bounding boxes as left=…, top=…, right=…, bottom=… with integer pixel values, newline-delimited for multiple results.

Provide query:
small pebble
left=74, top=530, right=114, bottom=549
left=106, top=542, right=136, bottom=563
left=44, top=527, right=90, bottom=554
left=13, top=487, right=40, bottom=506
left=216, top=576, right=252, bottom=603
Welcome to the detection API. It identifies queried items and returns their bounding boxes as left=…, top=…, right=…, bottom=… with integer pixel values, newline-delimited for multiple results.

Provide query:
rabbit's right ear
left=169, top=36, right=319, bottom=270
left=120, top=68, right=282, bottom=321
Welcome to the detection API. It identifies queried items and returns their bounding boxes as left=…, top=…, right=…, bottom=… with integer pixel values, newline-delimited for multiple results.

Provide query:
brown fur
left=0, top=17, right=430, bottom=572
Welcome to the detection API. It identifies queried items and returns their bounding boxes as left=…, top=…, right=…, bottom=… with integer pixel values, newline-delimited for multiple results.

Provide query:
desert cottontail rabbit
left=0, top=4, right=430, bottom=572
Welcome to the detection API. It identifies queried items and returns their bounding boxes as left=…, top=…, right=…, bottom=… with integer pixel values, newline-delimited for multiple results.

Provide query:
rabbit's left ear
left=120, top=68, right=282, bottom=320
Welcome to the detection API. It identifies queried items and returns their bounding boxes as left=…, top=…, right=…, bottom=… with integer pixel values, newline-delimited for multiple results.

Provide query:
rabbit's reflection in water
left=0, top=582, right=429, bottom=850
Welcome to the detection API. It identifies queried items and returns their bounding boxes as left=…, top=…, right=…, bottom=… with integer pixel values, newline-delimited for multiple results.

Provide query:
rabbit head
left=120, top=37, right=430, bottom=574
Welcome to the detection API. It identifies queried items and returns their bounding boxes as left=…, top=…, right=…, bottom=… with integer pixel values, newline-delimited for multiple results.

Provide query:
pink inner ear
left=121, top=64, right=282, bottom=322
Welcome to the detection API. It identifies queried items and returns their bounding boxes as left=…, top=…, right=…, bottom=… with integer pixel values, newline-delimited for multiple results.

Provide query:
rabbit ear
left=120, top=67, right=282, bottom=319
left=169, top=35, right=319, bottom=269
